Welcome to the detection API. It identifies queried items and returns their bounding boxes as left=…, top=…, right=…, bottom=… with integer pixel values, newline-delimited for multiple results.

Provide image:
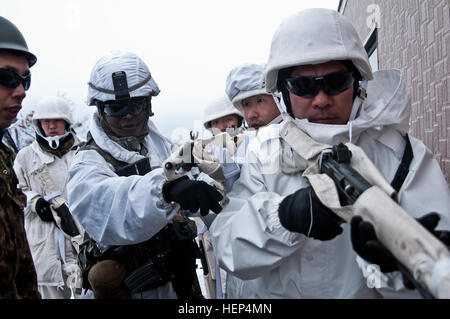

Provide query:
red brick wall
left=340, top=0, right=450, bottom=184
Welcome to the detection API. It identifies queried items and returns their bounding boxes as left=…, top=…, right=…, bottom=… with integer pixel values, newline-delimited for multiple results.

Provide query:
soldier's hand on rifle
left=35, top=197, right=55, bottom=222
left=54, top=203, right=81, bottom=237
left=351, top=213, right=450, bottom=290
left=162, top=176, right=223, bottom=216
left=416, top=212, right=450, bottom=248
left=402, top=212, right=450, bottom=289
left=350, top=216, right=398, bottom=272
left=352, top=213, right=450, bottom=272
left=278, top=186, right=344, bottom=241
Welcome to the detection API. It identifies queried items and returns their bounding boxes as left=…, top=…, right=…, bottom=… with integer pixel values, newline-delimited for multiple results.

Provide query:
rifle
left=31, top=165, right=84, bottom=253
left=164, top=129, right=245, bottom=183
left=198, top=239, right=209, bottom=276
left=163, top=130, right=244, bottom=213
left=164, top=131, right=199, bottom=182
left=319, top=143, right=449, bottom=299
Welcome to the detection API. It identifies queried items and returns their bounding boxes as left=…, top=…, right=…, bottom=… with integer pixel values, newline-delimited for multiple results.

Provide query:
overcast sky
left=2, top=0, right=339, bottom=143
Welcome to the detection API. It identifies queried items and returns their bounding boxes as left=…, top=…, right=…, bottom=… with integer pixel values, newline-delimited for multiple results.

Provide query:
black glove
left=162, top=176, right=223, bottom=216
left=416, top=212, right=450, bottom=248
left=54, top=203, right=81, bottom=237
left=351, top=212, right=450, bottom=289
left=35, top=197, right=55, bottom=222
left=278, top=186, right=343, bottom=241
left=350, top=215, right=398, bottom=272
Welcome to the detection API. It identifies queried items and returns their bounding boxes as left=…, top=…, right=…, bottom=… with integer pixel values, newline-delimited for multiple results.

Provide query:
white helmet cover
left=203, top=96, right=243, bottom=129
left=86, top=51, right=160, bottom=105
left=225, top=63, right=269, bottom=111
left=32, top=96, right=75, bottom=149
left=32, top=96, right=74, bottom=126
left=265, top=8, right=373, bottom=93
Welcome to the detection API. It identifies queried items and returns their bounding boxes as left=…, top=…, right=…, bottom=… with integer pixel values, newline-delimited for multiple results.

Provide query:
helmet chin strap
left=42, top=130, right=73, bottom=149
left=272, top=93, right=294, bottom=122
left=347, top=80, right=368, bottom=143
left=348, top=80, right=368, bottom=122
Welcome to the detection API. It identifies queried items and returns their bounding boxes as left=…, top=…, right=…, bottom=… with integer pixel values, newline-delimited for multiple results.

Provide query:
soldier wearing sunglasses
left=210, top=8, right=450, bottom=299
left=67, top=52, right=222, bottom=299
left=0, top=16, right=40, bottom=299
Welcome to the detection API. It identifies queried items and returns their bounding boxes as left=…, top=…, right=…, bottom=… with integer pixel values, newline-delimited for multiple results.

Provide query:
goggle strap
left=88, top=74, right=152, bottom=95
left=272, top=93, right=294, bottom=122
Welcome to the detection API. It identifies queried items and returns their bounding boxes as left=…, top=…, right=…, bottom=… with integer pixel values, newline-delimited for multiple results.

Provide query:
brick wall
left=340, top=0, right=450, bottom=184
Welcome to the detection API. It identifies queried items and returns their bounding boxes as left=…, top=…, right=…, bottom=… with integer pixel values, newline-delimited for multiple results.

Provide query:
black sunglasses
left=99, top=96, right=149, bottom=117
left=285, top=71, right=354, bottom=98
left=0, top=68, right=31, bottom=91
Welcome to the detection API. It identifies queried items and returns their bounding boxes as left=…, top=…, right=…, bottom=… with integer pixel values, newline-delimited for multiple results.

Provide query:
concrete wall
left=339, top=0, right=450, bottom=184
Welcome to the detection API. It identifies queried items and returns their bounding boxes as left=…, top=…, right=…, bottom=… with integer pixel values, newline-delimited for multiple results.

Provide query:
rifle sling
left=390, top=134, right=413, bottom=193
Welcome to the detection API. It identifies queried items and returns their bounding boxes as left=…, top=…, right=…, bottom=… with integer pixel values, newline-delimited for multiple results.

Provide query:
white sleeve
left=13, top=152, right=41, bottom=217
left=67, top=149, right=179, bottom=246
left=211, top=145, right=241, bottom=192
left=209, top=152, right=305, bottom=280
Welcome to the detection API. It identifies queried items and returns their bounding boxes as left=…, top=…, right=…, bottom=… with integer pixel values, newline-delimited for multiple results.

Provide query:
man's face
left=0, top=52, right=29, bottom=129
left=40, top=119, right=66, bottom=137
left=104, top=109, right=148, bottom=136
left=210, top=114, right=239, bottom=136
left=288, top=61, right=354, bottom=125
left=241, top=94, right=281, bottom=130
